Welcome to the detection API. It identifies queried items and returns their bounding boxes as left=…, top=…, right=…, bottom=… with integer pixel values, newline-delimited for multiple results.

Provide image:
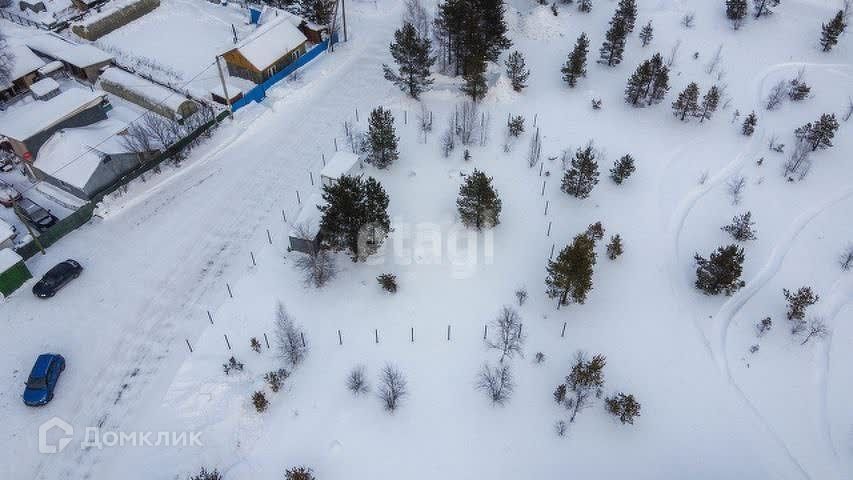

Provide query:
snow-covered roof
left=289, top=193, right=324, bottom=238
left=209, top=82, right=243, bottom=98
left=0, top=219, right=15, bottom=244
left=30, top=77, right=60, bottom=98
left=73, top=0, right=151, bottom=28
left=3, top=45, right=46, bottom=86
left=321, top=151, right=359, bottom=181
left=0, top=88, right=107, bottom=141
left=38, top=60, right=65, bottom=76
left=99, top=67, right=194, bottom=115
left=34, top=118, right=129, bottom=190
left=26, top=36, right=113, bottom=68
left=0, top=248, right=23, bottom=272
left=232, top=16, right=308, bottom=70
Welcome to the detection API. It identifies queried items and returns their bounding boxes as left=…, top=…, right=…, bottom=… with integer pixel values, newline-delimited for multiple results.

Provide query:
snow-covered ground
left=1, top=0, right=851, bottom=479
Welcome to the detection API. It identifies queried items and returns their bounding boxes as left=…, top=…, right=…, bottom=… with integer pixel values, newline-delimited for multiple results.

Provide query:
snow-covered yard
left=0, top=0, right=851, bottom=479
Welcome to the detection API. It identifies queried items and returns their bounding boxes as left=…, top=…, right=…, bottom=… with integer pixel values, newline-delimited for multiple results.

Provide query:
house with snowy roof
left=222, top=15, right=309, bottom=84
left=0, top=45, right=47, bottom=101
left=26, top=36, right=113, bottom=83
left=0, top=87, right=111, bottom=160
left=32, top=118, right=142, bottom=200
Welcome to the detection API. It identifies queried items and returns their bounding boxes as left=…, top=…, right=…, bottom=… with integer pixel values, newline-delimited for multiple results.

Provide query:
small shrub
left=284, top=466, right=315, bottom=480
left=252, top=391, right=269, bottom=413
left=555, top=419, right=567, bottom=437
left=783, top=287, right=819, bottom=321
left=347, top=365, right=369, bottom=395
left=604, top=393, right=641, bottom=425
left=250, top=337, right=262, bottom=353
left=223, top=356, right=244, bottom=375
left=264, top=369, right=289, bottom=393
left=606, top=235, right=623, bottom=260
left=756, top=317, right=772, bottom=337
left=586, top=221, right=605, bottom=241
left=189, top=467, right=222, bottom=480
left=534, top=352, right=546, bottom=364
left=515, top=287, right=528, bottom=306
left=377, top=274, right=398, bottom=293
left=553, top=384, right=567, bottom=404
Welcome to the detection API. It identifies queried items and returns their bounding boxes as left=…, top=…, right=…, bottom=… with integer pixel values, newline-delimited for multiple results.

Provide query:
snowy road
left=0, top=6, right=398, bottom=478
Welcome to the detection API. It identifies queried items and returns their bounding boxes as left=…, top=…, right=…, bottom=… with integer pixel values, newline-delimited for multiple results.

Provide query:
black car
left=17, top=198, right=56, bottom=231
left=32, top=260, right=83, bottom=298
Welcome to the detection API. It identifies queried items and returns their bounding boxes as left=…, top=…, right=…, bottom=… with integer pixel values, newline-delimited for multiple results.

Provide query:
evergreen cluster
left=820, top=10, right=847, bottom=52
left=672, top=83, right=720, bottom=122
left=319, top=175, right=391, bottom=261
left=694, top=245, right=746, bottom=296
left=624, top=53, right=670, bottom=106
left=505, top=50, right=530, bottom=92
left=562, top=33, right=590, bottom=88
left=794, top=113, right=839, bottom=152
left=609, top=154, right=635, bottom=184
left=598, top=0, right=637, bottom=67
left=561, top=144, right=600, bottom=199
left=546, top=234, right=597, bottom=307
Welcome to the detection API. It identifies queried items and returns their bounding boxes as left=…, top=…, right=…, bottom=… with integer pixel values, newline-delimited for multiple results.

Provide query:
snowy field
left=1, top=0, right=852, bottom=479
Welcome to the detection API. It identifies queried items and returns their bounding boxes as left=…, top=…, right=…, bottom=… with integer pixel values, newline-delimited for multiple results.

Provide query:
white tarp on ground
left=0, top=88, right=106, bottom=141
left=232, top=15, right=307, bottom=71
left=34, top=118, right=128, bottom=190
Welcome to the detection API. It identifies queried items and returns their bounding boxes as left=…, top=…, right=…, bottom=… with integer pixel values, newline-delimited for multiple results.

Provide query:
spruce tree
left=639, top=21, right=654, bottom=47
left=320, top=175, right=391, bottom=261
left=698, top=85, right=720, bottom=122
left=694, top=244, right=746, bottom=296
left=672, top=82, right=700, bottom=121
left=457, top=169, right=502, bottom=230
left=625, top=54, right=669, bottom=106
left=721, top=211, right=757, bottom=241
left=647, top=54, right=670, bottom=105
left=298, top=0, right=335, bottom=25
left=366, top=107, right=399, bottom=169
left=383, top=22, right=435, bottom=99
left=546, top=234, right=597, bottom=306
left=561, top=144, right=599, bottom=199
left=797, top=113, right=839, bottom=151
left=788, top=77, right=810, bottom=101
left=599, top=13, right=628, bottom=67
left=726, top=0, right=748, bottom=30
left=820, top=10, right=846, bottom=52
left=742, top=111, right=757, bottom=136
left=624, top=60, right=653, bottom=105
left=609, top=154, right=635, bottom=184
left=504, top=50, right=530, bottom=92
left=616, top=0, right=637, bottom=33
left=479, top=0, right=512, bottom=61
left=461, top=58, right=488, bottom=101
left=562, top=33, right=589, bottom=88
left=606, top=234, right=623, bottom=260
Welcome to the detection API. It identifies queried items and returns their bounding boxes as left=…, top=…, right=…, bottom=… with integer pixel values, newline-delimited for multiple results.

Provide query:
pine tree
left=742, top=111, right=757, bottom=135
left=639, top=21, right=654, bottom=47
left=366, top=107, right=399, bottom=169
left=320, top=175, right=391, bottom=261
left=564, top=352, right=606, bottom=422
left=698, top=85, right=720, bottom=122
left=609, top=154, right=635, bottom=184
left=605, top=392, right=641, bottom=424
left=797, top=113, right=839, bottom=151
left=606, top=234, right=624, bottom=260
left=753, top=0, right=780, bottom=19
left=457, top=169, right=502, bottom=230
left=694, top=244, right=746, bottom=295
left=479, top=0, right=512, bottom=61
left=297, top=0, right=336, bottom=25
left=624, top=60, right=653, bottom=105
left=383, top=22, right=436, bottom=99
left=616, top=0, right=638, bottom=33
left=820, top=10, right=846, bottom=52
left=721, top=211, right=757, bottom=241
left=672, top=82, right=700, bottom=121
left=647, top=55, right=670, bottom=105
left=546, top=234, right=597, bottom=306
left=783, top=286, right=819, bottom=321
left=788, top=78, right=810, bottom=101
left=561, top=144, right=600, bottom=199
left=599, top=13, right=628, bottom=67
left=726, top=0, right=748, bottom=30
left=504, top=50, right=530, bottom=92
left=433, top=0, right=511, bottom=76
left=624, top=54, right=669, bottom=106
left=562, top=33, right=589, bottom=87
left=461, top=57, right=488, bottom=101
left=577, top=0, right=592, bottom=13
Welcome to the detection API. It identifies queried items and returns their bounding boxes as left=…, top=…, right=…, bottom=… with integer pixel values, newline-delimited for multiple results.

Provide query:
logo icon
left=39, top=417, right=73, bottom=454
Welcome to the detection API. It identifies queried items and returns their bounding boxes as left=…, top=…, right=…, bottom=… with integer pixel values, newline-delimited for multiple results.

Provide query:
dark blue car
left=23, top=354, right=65, bottom=406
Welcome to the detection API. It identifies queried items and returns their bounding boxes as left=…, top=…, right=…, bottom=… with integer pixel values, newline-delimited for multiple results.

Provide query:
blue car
left=23, top=354, right=65, bottom=406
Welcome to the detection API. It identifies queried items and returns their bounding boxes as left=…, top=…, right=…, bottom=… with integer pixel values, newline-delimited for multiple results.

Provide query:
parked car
left=0, top=181, right=21, bottom=207
left=16, top=198, right=56, bottom=230
left=32, top=259, right=83, bottom=298
left=23, top=353, right=65, bottom=406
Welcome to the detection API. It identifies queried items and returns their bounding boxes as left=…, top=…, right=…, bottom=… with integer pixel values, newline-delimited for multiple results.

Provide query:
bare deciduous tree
left=765, top=79, right=788, bottom=110
left=558, top=351, right=606, bottom=423
left=347, top=365, right=369, bottom=395
left=378, top=364, right=408, bottom=412
left=800, top=318, right=829, bottom=345
left=839, top=243, right=853, bottom=271
left=485, top=306, right=526, bottom=362
left=727, top=175, right=746, bottom=205
left=455, top=101, right=479, bottom=146
left=402, top=0, right=430, bottom=39
left=274, top=302, right=308, bottom=368
left=292, top=224, right=337, bottom=288
left=475, top=362, right=514, bottom=405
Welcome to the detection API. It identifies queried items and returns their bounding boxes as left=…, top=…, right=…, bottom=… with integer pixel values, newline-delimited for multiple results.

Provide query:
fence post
left=207, top=311, right=214, bottom=324
left=224, top=334, right=231, bottom=350
left=309, top=171, right=314, bottom=186
left=334, top=138, right=338, bottom=151
left=226, top=283, right=233, bottom=298
left=547, top=221, right=552, bottom=237
left=301, top=332, right=306, bottom=347
left=375, top=329, right=379, bottom=344
left=561, top=322, right=567, bottom=338
left=186, top=339, right=193, bottom=353
left=447, top=325, right=451, bottom=341
left=282, top=210, right=287, bottom=222
left=267, top=229, right=272, bottom=244
left=296, top=190, right=301, bottom=204
left=250, top=251, right=256, bottom=266
left=550, top=243, right=555, bottom=259
left=544, top=200, right=549, bottom=215
left=410, top=327, right=414, bottom=343
left=338, top=329, right=343, bottom=345
left=541, top=180, right=546, bottom=196
left=264, top=333, right=270, bottom=348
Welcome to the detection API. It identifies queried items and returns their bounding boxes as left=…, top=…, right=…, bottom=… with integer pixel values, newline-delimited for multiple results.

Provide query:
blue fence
left=231, top=34, right=337, bottom=112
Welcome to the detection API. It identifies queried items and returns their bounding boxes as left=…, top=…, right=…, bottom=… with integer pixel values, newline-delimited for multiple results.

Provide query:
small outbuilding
left=0, top=88, right=110, bottom=160
left=33, top=119, right=142, bottom=200
left=320, top=151, right=360, bottom=188
left=209, top=82, right=243, bottom=106
left=222, top=15, right=308, bottom=84
left=288, top=193, right=324, bottom=254
left=27, top=36, right=114, bottom=83
left=71, top=0, right=161, bottom=41
left=0, top=45, right=47, bottom=101
left=29, top=77, right=61, bottom=100
left=0, top=248, right=31, bottom=298
left=98, top=67, right=198, bottom=121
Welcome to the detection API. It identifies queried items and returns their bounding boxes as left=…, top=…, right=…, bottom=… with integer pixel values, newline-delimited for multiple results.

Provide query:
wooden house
left=222, top=16, right=308, bottom=84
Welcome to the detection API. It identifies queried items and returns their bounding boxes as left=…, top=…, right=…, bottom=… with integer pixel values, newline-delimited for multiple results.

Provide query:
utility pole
left=13, top=199, right=45, bottom=255
left=215, top=56, right=234, bottom=119
left=341, top=0, right=347, bottom=42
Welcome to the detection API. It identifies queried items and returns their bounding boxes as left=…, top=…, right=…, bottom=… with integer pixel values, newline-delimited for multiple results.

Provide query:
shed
left=222, top=15, right=308, bottom=84
left=33, top=119, right=142, bottom=200
left=0, top=45, right=47, bottom=100
left=0, top=88, right=110, bottom=160
left=71, top=0, right=161, bottom=41
left=27, top=36, right=114, bottom=83
left=30, top=77, right=61, bottom=100
left=288, top=193, right=324, bottom=254
left=98, top=67, right=198, bottom=121
left=320, top=151, right=360, bottom=187
left=0, top=248, right=31, bottom=297
left=209, top=82, right=243, bottom=106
